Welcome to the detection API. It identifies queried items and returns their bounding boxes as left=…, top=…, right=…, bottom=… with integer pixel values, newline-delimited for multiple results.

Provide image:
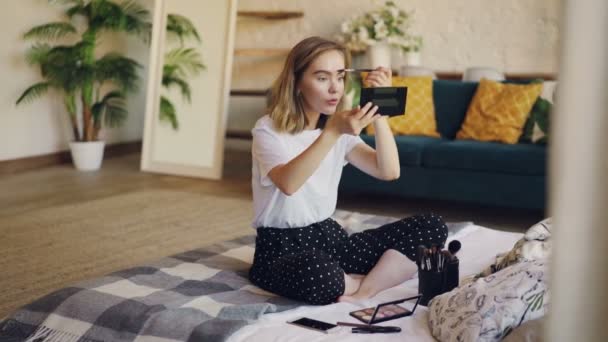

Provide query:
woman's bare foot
left=337, top=288, right=375, bottom=303
left=338, top=274, right=374, bottom=303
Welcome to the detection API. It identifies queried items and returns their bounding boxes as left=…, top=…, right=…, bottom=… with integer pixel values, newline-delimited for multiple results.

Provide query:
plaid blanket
left=0, top=211, right=468, bottom=342
left=0, top=211, right=405, bottom=342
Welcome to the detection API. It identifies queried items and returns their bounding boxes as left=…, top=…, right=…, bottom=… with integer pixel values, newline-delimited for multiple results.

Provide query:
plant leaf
left=16, top=82, right=52, bottom=105
left=92, top=90, right=128, bottom=128
left=95, top=53, right=141, bottom=92
left=167, top=14, right=201, bottom=44
left=66, top=3, right=88, bottom=18
left=521, top=115, right=534, bottom=142
left=164, top=47, right=205, bottom=78
left=162, top=74, right=191, bottom=102
left=120, top=0, right=152, bottom=42
left=159, top=96, right=178, bottom=130
left=25, top=44, right=52, bottom=66
left=23, top=22, right=77, bottom=41
left=103, top=96, right=128, bottom=128
left=536, top=109, right=550, bottom=133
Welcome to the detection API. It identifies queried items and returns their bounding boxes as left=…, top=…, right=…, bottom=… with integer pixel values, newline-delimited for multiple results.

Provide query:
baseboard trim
left=0, top=141, right=142, bottom=176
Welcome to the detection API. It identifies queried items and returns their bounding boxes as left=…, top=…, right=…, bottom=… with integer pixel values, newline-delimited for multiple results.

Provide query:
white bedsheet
left=228, top=224, right=523, bottom=342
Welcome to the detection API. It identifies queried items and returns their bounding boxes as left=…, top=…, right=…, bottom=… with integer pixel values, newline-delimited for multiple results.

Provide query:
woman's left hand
left=364, top=66, right=392, bottom=87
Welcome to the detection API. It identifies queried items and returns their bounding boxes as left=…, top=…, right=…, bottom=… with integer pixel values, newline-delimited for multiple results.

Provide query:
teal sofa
left=339, top=79, right=547, bottom=210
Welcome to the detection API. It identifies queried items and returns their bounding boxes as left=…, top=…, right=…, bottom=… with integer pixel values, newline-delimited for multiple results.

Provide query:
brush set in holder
left=417, top=240, right=461, bottom=306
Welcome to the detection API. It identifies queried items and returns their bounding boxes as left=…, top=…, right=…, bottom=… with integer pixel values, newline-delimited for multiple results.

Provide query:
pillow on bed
left=428, top=259, right=550, bottom=342
left=502, top=317, right=546, bottom=342
left=477, top=218, right=552, bottom=278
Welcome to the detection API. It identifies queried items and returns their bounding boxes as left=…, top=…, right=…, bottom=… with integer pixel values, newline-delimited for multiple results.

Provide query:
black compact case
left=359, top=86, right=407, bottom=117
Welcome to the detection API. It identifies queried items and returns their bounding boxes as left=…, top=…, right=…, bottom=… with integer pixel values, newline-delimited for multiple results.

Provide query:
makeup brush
left=448, top=240, right=461, bottom=255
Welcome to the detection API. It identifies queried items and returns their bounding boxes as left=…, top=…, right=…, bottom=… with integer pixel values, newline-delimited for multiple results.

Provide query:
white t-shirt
left=251, top=115, right=364, bottom=229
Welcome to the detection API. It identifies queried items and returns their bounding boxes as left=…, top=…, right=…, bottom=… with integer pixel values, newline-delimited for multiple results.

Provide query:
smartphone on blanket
left=287, top=317, right=339, bottom=334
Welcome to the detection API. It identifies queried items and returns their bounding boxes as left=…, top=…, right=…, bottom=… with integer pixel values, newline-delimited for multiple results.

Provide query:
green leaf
left=39, top=43, right=93, bottom=92
left=159, top=96, right=179, bottom=130
left=92, top=90, right=127, bottom=128
left=162, top=74, right=191, bottom=102
left=66, top=4, right=88, bottom=18
left=167, top=13, right=201, bottom=44
left=164, top=48, right=205, bottom=78
left=103, top=95, right=128, bottom=128
left=120, top=0, right=149, bottom=20
left=536, top=108, right=550, bottom=133
left=23, top=22, right=77, bottom=41
left=83, top=0, right=150, bottom=43
left=520, top=116, right=534, bottom=142
left=94, top=53, right=141, bottom=92
left=22, top=82, right=55, bottom=103
left=120, top=0, right=152, bottom=42
left=535, top=97, right=551, bottom=114
left=167, top=14, right=201, bottom=45
left=16, top=82, right=52, bottom=105
left=25, top=44, right=52, bottom=66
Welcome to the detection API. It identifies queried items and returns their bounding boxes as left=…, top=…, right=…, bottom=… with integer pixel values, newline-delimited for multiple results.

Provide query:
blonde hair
left=268, top=36, right=351, bottom=134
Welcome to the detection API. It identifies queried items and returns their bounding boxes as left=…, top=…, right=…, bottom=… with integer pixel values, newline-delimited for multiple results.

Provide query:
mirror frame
left=140, top=0, right=237, bottom=179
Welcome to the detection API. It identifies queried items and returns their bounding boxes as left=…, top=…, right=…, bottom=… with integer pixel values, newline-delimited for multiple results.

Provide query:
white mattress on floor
left=228, top=224, right=523, bottom=342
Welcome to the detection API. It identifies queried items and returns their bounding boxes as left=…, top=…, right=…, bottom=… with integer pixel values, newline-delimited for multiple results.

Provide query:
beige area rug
left=0, top=190, right=254, bottom=319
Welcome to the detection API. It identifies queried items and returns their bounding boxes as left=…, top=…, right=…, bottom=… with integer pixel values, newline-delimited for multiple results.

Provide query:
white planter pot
left=404, top=51, right=421, bottom=66
left=367, top=41, right=391, bottom=68
left=69, top=141, right=105, bottom=171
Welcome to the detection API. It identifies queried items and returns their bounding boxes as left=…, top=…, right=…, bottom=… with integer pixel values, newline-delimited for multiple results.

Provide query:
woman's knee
left=408, top=213, right=448, bottom=233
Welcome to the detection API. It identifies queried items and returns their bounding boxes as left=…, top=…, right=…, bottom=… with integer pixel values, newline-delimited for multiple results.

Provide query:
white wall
left=0, top=0, right=153, bottom=161
left=228, top=0, right=562, bottom=131
left=1, top=0, right=561, bottom=160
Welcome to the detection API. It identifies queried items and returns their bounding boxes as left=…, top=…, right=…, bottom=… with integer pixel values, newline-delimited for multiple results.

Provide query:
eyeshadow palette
left=349, top=294, right=422, bottom=324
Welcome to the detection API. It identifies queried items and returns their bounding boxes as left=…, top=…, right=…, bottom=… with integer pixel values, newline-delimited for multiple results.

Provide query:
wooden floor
left=0, top=143, right=544, bottom=319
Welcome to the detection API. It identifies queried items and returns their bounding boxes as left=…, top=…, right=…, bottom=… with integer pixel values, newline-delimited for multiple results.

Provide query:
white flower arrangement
left=336, top=1, right=423, bottom=53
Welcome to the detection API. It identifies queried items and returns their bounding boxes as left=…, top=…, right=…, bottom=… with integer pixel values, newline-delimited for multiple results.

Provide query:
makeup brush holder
left=418, top=259, right=459, bottom=306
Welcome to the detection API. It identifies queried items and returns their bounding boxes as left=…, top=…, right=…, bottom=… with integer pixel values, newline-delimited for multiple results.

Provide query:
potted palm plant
left=16, top=0, right=151, bottom=171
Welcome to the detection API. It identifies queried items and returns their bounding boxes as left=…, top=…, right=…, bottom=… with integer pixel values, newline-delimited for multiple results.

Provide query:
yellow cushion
left=456, top=78, right=543, bottom=144
left=366, top=76, right=440, bottom=137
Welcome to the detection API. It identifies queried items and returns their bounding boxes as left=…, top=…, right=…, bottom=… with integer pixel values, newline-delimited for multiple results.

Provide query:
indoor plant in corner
left=16, top=0, right=151, bottom=171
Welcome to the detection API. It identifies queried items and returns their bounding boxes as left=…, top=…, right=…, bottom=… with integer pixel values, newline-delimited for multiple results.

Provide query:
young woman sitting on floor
left=248, top=36, right=448, bottom=305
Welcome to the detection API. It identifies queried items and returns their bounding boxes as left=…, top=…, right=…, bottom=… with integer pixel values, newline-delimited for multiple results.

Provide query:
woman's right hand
left=325, top=102, right=381, bottom=136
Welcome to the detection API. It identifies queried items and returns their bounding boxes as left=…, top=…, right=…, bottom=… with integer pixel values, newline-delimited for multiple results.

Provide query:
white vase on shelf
left=391, top=46, right=404, bottom=69
left=367, top=40, right=391, bottom=68
left=404, top=51, right=421, bottom=66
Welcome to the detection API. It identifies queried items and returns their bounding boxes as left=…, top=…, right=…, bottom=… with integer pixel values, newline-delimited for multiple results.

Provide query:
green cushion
left=422, top=140, right=546, bottom=175
left=433, top=80, right=479, bottom=139
left=360, top=135, right=442, bottom=167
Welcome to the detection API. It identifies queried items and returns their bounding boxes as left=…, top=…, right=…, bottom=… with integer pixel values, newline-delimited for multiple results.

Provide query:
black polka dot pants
left=248, top=213, right=448, bottom=305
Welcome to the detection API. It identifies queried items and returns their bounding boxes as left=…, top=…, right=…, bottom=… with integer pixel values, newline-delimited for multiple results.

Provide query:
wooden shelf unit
left=230, top=89, right=268, bottom=97
left=237, top=10, right=303, bottom=20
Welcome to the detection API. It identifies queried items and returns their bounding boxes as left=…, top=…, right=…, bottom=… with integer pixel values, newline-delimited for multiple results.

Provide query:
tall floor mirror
left=141, top=0, right=237, bottom=179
